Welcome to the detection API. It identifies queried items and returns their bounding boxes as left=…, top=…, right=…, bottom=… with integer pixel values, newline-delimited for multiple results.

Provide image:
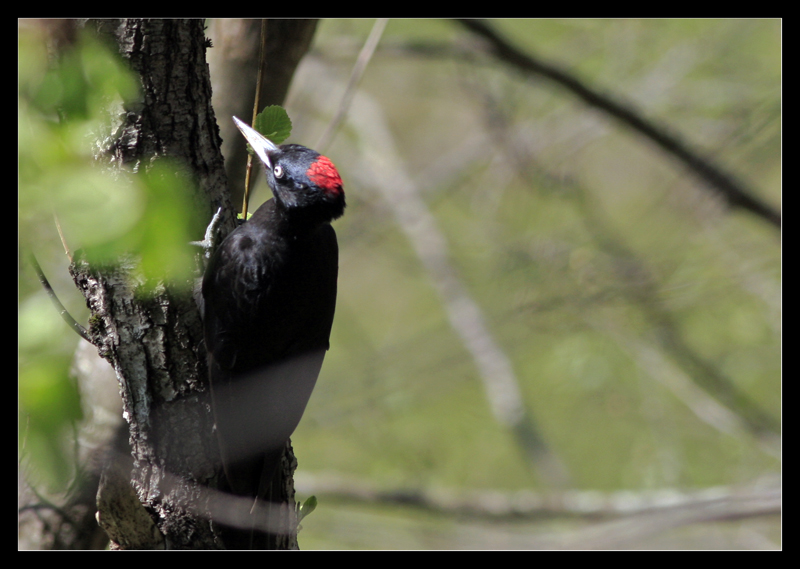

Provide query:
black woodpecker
left=202, top=117, right=345, bottom=547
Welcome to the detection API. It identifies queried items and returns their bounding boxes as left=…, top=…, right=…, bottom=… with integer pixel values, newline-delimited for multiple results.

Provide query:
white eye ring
left=273, top=164, right=283, bottom=178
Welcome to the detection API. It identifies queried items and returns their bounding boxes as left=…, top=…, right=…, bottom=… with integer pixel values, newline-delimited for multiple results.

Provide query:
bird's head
left=233, top=116, right=345, bottom=222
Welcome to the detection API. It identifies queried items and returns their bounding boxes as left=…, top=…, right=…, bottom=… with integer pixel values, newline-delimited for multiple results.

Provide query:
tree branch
left=28, top=253, right=92, bottom=343
left=455, top=19, right=781, bottom=229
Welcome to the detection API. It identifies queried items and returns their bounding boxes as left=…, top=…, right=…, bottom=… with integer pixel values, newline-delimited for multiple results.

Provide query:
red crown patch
left=306, top=156, right=343, bottom=196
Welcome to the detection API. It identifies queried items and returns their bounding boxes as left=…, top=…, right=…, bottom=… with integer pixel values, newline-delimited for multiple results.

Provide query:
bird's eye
left=273, top=164, right=284, bottom=178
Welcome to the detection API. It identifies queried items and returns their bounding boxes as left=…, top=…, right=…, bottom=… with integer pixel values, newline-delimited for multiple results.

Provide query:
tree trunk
left=64, top=18, right=318, bottom=550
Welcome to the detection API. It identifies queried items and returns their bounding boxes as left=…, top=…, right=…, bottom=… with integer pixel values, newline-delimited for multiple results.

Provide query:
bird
left=201, top=116, right=345, bottom=547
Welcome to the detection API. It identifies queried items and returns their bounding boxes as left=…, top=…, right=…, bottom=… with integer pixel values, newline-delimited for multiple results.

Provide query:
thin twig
left=316, top=18, right=389, bottom=152
left=28, top=253, right=92, bottom=343
left=241, top=19, right=269, bottom=221
left=53, top=212, right=72, bottom=262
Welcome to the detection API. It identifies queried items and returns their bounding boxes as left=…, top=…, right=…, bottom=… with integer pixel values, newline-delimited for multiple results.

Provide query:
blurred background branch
left=455, top=19, right=781, bottom=229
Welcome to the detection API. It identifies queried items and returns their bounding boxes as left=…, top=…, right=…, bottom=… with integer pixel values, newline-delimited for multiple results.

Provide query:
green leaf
left=254, top=105, right=292, bottom=145
left=297, top=495, right=317, bottom=523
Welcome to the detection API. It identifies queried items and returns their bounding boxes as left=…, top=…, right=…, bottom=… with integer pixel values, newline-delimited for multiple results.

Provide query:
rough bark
left=70, top=254, right=220, bottom=549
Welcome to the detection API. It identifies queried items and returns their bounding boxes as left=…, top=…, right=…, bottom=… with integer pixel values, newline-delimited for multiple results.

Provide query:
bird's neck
left=250, top=198, right=329, bottom=240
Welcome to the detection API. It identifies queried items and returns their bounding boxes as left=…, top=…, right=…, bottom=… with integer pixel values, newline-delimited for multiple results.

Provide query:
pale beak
left=232, top=116, right=279, bottom=169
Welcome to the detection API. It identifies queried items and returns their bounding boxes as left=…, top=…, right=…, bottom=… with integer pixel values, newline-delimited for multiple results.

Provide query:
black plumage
left=202, top=117, right=345, bottom=546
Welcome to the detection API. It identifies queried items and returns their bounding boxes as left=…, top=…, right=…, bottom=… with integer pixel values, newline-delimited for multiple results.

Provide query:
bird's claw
left=190, top=206, right=224, bottom=262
